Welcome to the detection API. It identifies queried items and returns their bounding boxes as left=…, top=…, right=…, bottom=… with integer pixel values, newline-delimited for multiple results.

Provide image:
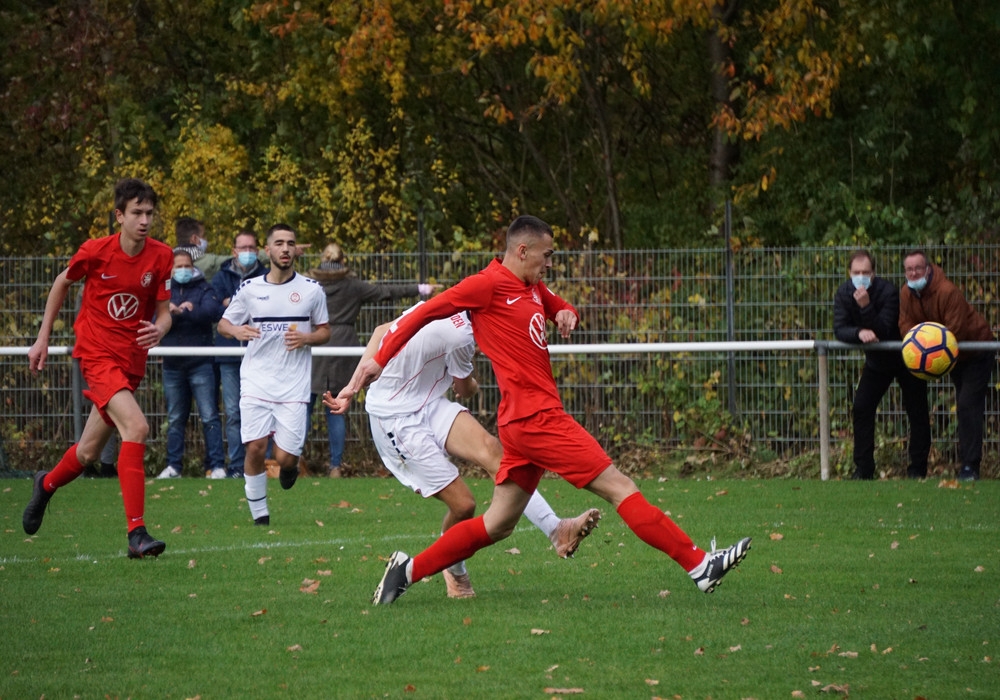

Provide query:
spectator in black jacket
left=211, top=231, right=268, bottom=478
left=157, top=249, right=227, bottom=478
left=833, top=250, right=929, bottom=479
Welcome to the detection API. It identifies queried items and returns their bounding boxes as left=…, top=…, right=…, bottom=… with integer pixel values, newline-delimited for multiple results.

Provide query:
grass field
left=1, top=474, right=998, bottom=699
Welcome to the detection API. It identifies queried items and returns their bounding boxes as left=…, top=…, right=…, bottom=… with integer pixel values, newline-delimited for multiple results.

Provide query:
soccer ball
left=901, top=322, right=958, bottom=380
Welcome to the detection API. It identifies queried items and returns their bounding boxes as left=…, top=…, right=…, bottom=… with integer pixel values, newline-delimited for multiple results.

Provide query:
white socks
left=522, top=491, right=561, bottom=539
left=245, top=472, right=269, bottom=520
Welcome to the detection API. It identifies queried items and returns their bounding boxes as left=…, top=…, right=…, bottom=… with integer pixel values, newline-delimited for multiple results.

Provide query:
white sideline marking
left=1, top=525, right=541, bottom=567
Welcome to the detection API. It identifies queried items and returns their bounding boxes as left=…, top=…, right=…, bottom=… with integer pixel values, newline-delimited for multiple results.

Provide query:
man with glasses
left=211, top=231, right=268, bottom=478
left=900, top=250, right=995, bottom=481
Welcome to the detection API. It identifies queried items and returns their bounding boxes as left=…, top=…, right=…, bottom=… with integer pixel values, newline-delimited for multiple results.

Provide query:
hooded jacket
left=899, top=263, right=993, bottom=362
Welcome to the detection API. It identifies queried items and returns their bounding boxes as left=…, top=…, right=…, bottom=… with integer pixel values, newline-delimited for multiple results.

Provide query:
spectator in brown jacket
left=899, top=250, right=995, bottom=481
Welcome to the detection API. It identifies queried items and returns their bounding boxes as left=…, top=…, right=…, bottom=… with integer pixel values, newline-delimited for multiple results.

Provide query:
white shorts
left=369, top=397, right=467, bottom=498
left=240, top=396, right=308, bottom=457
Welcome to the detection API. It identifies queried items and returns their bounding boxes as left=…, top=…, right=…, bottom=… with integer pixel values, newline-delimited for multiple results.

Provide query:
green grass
left=1, top=476, right=998, bottom=699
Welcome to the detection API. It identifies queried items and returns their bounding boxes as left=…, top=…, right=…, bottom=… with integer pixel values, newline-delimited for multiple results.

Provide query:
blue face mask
left=172, top=268, right=194, bottom=284
left=237, top=251, right=257, bottom=267
left=851, top=275, right=871, bottom=290
left=907, top=276, right=928, bottom=292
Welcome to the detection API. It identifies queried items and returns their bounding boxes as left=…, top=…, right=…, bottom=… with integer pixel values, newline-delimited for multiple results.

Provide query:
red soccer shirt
left=375, top=259, right=577, bottom=426
left=67, top=233, right=174, bottom=377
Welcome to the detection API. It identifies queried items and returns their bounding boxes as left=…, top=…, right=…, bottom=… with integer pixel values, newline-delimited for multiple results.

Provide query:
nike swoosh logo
left=506, top=296, right=521, bottom=305
left=101, top=273, right=117, bottom=279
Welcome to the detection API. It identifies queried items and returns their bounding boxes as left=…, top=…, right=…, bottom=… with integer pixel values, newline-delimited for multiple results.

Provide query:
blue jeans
left=218, top=362, right=245, bottom=475
left=164, top=361, right=226, bottom=472
left=308, top=393, right=346, bottom=468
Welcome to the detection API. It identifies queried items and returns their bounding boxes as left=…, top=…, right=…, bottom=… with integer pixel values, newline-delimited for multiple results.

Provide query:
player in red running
left=332, top=215, right=752, bottom=604
left=23, top=178, right=174, bottom=559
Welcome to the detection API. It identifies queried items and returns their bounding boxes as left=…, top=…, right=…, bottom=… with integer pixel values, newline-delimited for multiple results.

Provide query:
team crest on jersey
left=141, top=272, right=154, bottom=288
left=108, top=293, right=140, bottom=321
left=529, top=312, right=547, bottom=349
left=289, top=291, right=301, bottom=303
left=531, top=289, right=541, bottom=305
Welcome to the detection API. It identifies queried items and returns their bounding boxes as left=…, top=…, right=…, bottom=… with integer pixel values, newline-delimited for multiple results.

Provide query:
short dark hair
left=175, top=217, right=204, bottom=246
left=114, top=178, right=158, bottom=213
left=505, top=215, right=553, bottom=251
left=266, top=223, right=297, bottom=241
left=904, top=249, right=928, bottom=266
left=233, top=230, right=258, bottom=248
left=848, top=249, right=874, bottom=270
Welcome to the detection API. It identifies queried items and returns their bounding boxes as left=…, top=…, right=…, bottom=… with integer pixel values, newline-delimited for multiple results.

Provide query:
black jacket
left=833, top=276, right=905, bottom=372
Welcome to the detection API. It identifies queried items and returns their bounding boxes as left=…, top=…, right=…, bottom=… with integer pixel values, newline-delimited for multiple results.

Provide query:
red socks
left=616, top=491, right=705, bottom=571
left=43, top=445, right=86, bottom=492
left=412, top=516, right=493, bottom=581
left=117, top=441, right=147, bottom=533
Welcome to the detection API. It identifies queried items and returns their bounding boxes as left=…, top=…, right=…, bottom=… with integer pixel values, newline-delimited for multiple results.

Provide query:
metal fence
left=2, top=245, right=998, bottom=478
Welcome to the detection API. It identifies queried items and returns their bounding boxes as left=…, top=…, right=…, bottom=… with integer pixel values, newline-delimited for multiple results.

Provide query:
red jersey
left=67, top=233, right=174, bottom=376
left=375, top=259, right=577, bottom=426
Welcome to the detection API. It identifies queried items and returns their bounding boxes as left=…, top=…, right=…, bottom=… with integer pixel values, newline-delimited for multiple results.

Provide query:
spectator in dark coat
left=307, top=242, right=436, bottom=477
left=157, top=249, right=226, bottom=478
left=833, top=250, right=929, bottom=480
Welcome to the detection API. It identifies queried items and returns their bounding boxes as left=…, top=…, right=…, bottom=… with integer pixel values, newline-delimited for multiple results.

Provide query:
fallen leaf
left=287, top=644, right=303, bottom=652
left=792, top=691, right=806, bottom=698
left=300, top=578, right=320, bottom=594
left=101, top=617, right=113, bottom=623
left=251, top=609, right=267, bottom=617
left=258, top=556, right=271, bottom=565
left=938, top=479, right=959, bottom=489
left=715, top=490, right=728, bottom=496
left=463, top=617, right=472, bottom=626
left=530, top=629, right=550, bottom=635
left=315, top=520, right=324, bottom=527
left=974, top=566, right=985, bottom=573
left=188, top=559, right=196, bottom=569
left=334, top=500, right=351, bottom=508
left=476, top=665, right=490, bottom=672
left=317, top=569, right=332, bottom=576
left=505, top=548, right=521, bottom=555
left=771, top=565, right=783, bottom=574
left=658, top=590, right=671, bottom=598
left=543, top=689, right=583, bottom=695
left=838, top=651, right=858, bottom=658
left=819, top=683, right=850, bottom=695
left=729, top=645, right=742, bottom=652
left=645, top=678, right=659, bottom=686
left=171, top=526, right=183, bottom=534
left=694, top=647, right=704, bottom=656
left=770, top=532, right=784, bottom=541
left=891, top=541, right=899, bottom=550
left=741, top=618, right=750, bottom=626
left=882, top=647, right=893, bottom=654
left=404, top=684, right=416, bottom=692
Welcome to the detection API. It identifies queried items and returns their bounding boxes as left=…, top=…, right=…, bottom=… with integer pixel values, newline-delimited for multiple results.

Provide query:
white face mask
left=907, top=276, right=928, bottom=292
left=851, top=275, right=871, bottom=290
left=195, top=237, right=209, bottom=254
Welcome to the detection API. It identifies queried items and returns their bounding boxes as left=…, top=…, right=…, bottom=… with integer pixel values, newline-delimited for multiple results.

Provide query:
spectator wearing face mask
left=174, top=217, right=231, bottom=282
left=899, top=250, right=995, bottom=481
left=834, top=250, right=930, bottom=480
left=157, top=249, right=227, bottom=479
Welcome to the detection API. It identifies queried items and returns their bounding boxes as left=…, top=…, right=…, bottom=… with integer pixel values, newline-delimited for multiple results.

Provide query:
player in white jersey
left=325, top=303, right=601, bottom=598
left=217, top=224, right=330, bottom=525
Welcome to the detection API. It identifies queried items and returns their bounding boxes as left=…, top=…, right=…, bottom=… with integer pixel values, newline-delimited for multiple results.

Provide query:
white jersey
left=365, top=310, right=475, bottom=418
left=222, top=272, right=328, bottom=403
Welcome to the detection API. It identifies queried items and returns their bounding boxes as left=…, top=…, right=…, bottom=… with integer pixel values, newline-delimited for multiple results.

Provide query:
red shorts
left=497, top=408, right=612, bottom=492
left=80, top=359, right=143, bottom=426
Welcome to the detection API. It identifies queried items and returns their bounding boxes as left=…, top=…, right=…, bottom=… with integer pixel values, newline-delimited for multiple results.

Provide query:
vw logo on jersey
left=529, top=312, right=547, bottom=350
left=141, top=272, right=154, bottom=288
left=108, top=293, right=140, bottom=321
left=289, top=291, right=301, bottom=303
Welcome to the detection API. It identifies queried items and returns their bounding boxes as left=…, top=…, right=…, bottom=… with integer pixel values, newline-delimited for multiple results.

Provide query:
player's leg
left=241, top=397, right=276, bottom=524
left=443, top=409, right=600, bottom=556
left=103, top=389, right=165, bottom=558
left=271, top=401, right=308, bottom=490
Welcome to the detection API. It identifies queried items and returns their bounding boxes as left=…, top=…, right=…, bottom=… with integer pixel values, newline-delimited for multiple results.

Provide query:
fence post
left=817, top=343, right=830, bottom=480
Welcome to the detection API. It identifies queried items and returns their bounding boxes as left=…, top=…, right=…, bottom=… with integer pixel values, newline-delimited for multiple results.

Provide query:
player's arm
left=217, top=317, right=260, bottom=342
left=285, top=322, right=331, bottom=350
left=540, top=283, right=579, bottom=338
left=138, top=298, right=172, bottom=349
left=324, top=322, right=392, bottom=414
left=452, top=373, right=479, bottom=399
left=28, top=268, right=73, bottom=373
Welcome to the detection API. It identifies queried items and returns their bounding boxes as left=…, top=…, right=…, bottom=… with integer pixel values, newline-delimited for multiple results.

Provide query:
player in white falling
left=324, top=303, right=601, bottom=598
left=217, top=224, right=330, bottom=525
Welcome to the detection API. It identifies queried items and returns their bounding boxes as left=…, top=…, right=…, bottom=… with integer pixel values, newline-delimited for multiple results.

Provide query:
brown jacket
left=899, top=264, right=993, bottom=358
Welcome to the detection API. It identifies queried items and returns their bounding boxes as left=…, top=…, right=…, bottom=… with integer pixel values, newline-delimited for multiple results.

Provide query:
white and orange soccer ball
left=901, top=322, right=958, bottom=380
